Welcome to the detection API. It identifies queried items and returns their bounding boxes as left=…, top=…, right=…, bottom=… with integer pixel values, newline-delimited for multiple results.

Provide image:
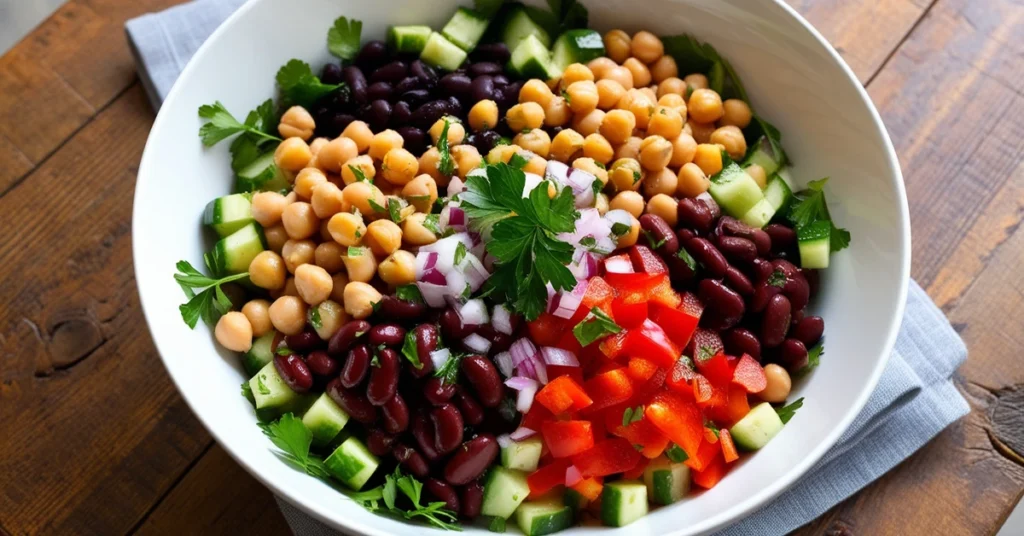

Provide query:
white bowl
left=133, top=0, right=909, bottom=533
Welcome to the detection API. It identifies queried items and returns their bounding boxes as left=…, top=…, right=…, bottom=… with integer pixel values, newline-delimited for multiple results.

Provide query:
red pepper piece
left=720, top=428, right=739, bottom=463
left=611, top=297, right=648, bottom=328
left=547, top=363, right=585, bottom=386
left=666, top=356, right=699, bottom=396
left=614, top=418, right=670, bottom=460
left=569, top=476, right=603, bottom=501
left=520, top=404, right=554, bottom=433
left=528, top=313, right=568, bottom=347
left=598, top=330, right=628, bottom=359
left=583, top=369, right=634, bottom=413
left=542, top=420, right=595, bottom=458
left=626, top=357, right=659, bottom=382
left=648, top=276, right=681, bottom=309
left=685, top=437, right=720, bottom=472
left=570, top=438, right=643, bottom=477
left=732, top=354, right=767, bottom=393
left=692, top=449, right=727, bottom=489
left=644, top=391, right=704, bottom=460
left=622, top=456, right=649, bottom=479
left=706, top=384, right=752, bottom=426
left=528, top=458, right=571, bottom=497
left=623, top=319, right=680, bottom=368
left=628, top=245, right=667, bottom=274
left=693, top=374, right=728, bottom=409
left=649, top=301, right=700, bottom=349
left=686, top=328, right=724, bottom=360
left=535, top=376, right=594, bottom=415
left=569, top=276, right=617, bottom=325
left=554, top=329, right=584, bottom=356
left=695, top=350, right=734, bottom=386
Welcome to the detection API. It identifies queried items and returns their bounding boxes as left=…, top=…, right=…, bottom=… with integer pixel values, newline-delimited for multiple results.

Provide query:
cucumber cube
left=643, top=457, right=691, bottom=505
left=324, top=437, right=379, bottom=490
left=205, top=222, right=265, bottom=276
left=387, top=25, right=433, bottom=54
left=481, top=466, right=531, bottom=519
left=708, top=162, right=765, bottom=218
left=798, top=220, right=832, bottom=269
left=501, top=437, right=543, bottom=472
left=510, top=34, right=559, bottom=80
left=203, top=193, right=254, bottom=237
left=249, top=361, right=299, bottom=413
left=242, top=331, right=277, bottom=376
left=441, top=7, right=490, bottom=51
left=515, top=500, right=574, bottom=536
left=551, top=29, right=605, bottom=72
left=729, top=402, right=785, bottom=450
left=740, top=198, right=776, bottom=228
left=301, top=392, right=350, bottom=447
left=763, top=168, right=794, bottom=214
left=744, top=136, right=783, bottom=176
left=600, top=480, right=648, bottom=527
left=235, top=152, right=289, bottom=193
left=502, top=8, right=550, bottom=49
left=420, top=32, right=468, bottom=72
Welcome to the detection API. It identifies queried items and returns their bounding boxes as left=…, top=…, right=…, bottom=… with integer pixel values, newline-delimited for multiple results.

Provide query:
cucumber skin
left=600, top=481, right=648, bottom=527
left=502, top=8, right=550, bottom=49
left=798, top=220, right=832, bottom=269
left=242, top=331, right=276, bottom=376
left=729, top=402, right=785, bottom=450
left=551, top=29, right=605, bottom=71
left=207, top=222, right=266, bottom=276
left=441, top=8, right=490, bottom=52
left=709, top=162, right=766, bottom=218
left=301, top=393, right=350, bottom=447
left=420, top=32, right=468, bottom=72
left=387, top=25, right=433, bottom=54
left=324, top=437, right=379, bottom=490
left=515, top=502, right=574, bottom=536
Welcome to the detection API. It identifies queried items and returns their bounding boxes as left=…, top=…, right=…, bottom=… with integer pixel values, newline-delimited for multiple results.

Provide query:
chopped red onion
left=540, top=347, right=580, bottom=367
left=463, top=333, right=492, bottom=354
left=494, top=351, right=514, bottom=378
left=439, top=205, right=466, bottom=232
left=415, top=281, right=448, bottom=308
left=492, top=304, right=514, bottom=335
left=509, top=338, right=538, bottom=367
left=497, top=434, right=512, bottom=449
left=569, top=249, right=600, bottom=280
left=415, top=251, right=438, bottom=279
left=604, top=255, right=635, bottom=274
left=446, top=269, right=468, bottom=300
left=505, top=377, right=539, bottom=413
left=510, top=427, right=537, bottom=441
left=565, top=465, right=583, bottom=487
left=462, top=254, right=490, bottom=291
left=550, top=280, right=587, bottom=319
left=458, top=299, right=489, bottom=326
left=565, top=168, right=596, bottom=208
left=430, top=348, right=451, bottom=371
left=545, top=160, right=570, bottom=186
left=604, top=209, right=633, bottom=237
left=516, top=355, right=538, bottom=380
left=532, top=354, right=549, bottom=384
left=447, top=176, right=465, bottom=197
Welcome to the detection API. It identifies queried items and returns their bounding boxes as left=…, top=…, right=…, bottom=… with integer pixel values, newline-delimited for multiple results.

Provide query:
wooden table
left=1, top=0, right=1022, bottom=534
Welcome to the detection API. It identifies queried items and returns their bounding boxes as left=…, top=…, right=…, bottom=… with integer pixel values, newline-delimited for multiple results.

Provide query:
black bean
left=366, top=81, right=393, bottom=102
left=470, top=43, right=511, bottom=64
left=320, top=63, right=343, bottom=85
left=370, top=60, right=408, bottom=84
left=355, top=40, right=388, bottom=70
left=439, top=73, right=472, bottom=99
left=390, top=101, right=413, bottom=127
left=394, top=76, right=423, bottom=95
left=366, top=99, right=392, bottom=130
left=492, top=74, right=510, bottom=87
left=445, top=96, right=464, bottom=117
left=469, top=62, right=502, bottom=77
left=496, top=82, right=522, bottom=109
left=342, top=66, right=368, bottom=105
left=410, top=60, right=438, bottom=83
left=411, top=99, right=448, bottom=128
left=403, top=89, right=433, bottom=108
left=395, top=126, right=427, bottom=155
left=329, top=113, right=356, bottom=134
left=470, top=75, right=495, bottom=103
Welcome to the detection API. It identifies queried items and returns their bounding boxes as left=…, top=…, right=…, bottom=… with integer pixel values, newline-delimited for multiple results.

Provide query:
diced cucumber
left=510, top=34, right=559, bottom=80
left=798, top=220, right=832, bottom=269
left=249, top=361, right=299, bottom=414
left=420, top=32, right=468, bottom=72
left=324, top=437, right=379, bottom=490
left=481, top=466, right=531, bottom=519
left=441, top=7, right=490, bottom=52
left=202, top=193, right=254, bottom=237
left=763, top=168, right=794, bottom=214
left=205, top=222, right=265, bottom=276
left=501, top=436, right=543, bottom=472
left=708, top=162, right=765, bottom=218
left=235, top=152, right=289, bottom=193
left=515, top=499, right=574, bottom=536
left=600, top=480, right=648, bottom=527
left=387, top=25, right=433, bottom=54
left=563, top=489, right=588, bottom=515
left=502, top=7, right=550, bottom=50
left=739, top=198, right=776, bottom=228
left=551, top=29, right=605, bottom=72
left=744, top=136, right=783, bottom=176
left=643, top=457, right=691, bottom=505
left=242, top=331, right=276, bottom=376
left=301, top=392, right=350, bottom=447
left=729, top=402, right=785, bottom=450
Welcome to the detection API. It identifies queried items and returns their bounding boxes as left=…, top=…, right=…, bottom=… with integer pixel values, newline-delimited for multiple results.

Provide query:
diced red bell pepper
left=666, top=356, right=699, bottom=395
left=695, top=351, right=734, bottom=386
left=611, top=297, right=648, bottom=328
left=571, top=438, right=643, bottom=477
left=520, top=404, right=554, bottom=433
left=691, top=450, right=727, bottom=489
left=627, top=367, right=667, bottom=407
left=648, top=277, right=681, bottom=309
left=622, top=456, right=649, bottom=480
left=599, top=331, right=628, bottom=359
left=528, top=458, right=571, bottom=497
left=603, top=254, right=635, bottom=274
left=706, top=384, right=752, bottom=426
left=583, top=369, right=633, bottom=413
left=720, top=429, right=739, bottom=463
left=535, top=376, right=593, bottom=415
left=649, top=302, right=700, bottom=349
left=569, top=276, right=617, bottom=325
left=614, top=418, right=670, bottom=460
left=569, top=476, right=603, bottom=501
left=542, top=420, right=595, bottom=458
left=704, top=427, right=720, bottom=444
left=644, top=391, right=704, bottom=460
left=623, top=319, right=680, bottom=368
left=528, top=313, right=568, bottom=347
left=693, top=374, right=728, bottom=408
left=686, top=328, right=723, bottom=359
left=628, top=245, right=667, bottom=274
left=732, top=354, right=767, bottom=393
left=548, top=363, right=585, bottom=386
left=685, top=437, right=720, bottom=472
left=554, top=329, right=584, bottom=356
left=626, top=357, right=659, bottom=382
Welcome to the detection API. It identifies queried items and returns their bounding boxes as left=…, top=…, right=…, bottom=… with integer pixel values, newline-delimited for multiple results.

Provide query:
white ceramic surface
left=132, top=0, right=910, bottom=534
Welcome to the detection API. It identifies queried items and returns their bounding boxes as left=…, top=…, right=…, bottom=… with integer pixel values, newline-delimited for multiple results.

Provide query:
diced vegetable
left=235, top=152, right=289, bottom=193
left=600, top=480, right=648, bottom=527
left=205, top=222, right=265, bottom=276
left=482, top=466, right=531, bottom=519
left=763, top=168, right=794, bottom=214
left=502, top=7, right=550, bottom=49
left=515, top=499, right=574, bottom=536
left=571, top=438, right=642, bottom=478
left=202, top=193, right=254, bottom=237
left=420, top=32, right=468, bottom=71
left=301, top=392, right=349, bottom=447
left=324, top=437, right=379, bottom=490
left=798, top=219, right=832, bottom=269
left=441, top=7, right=490, bottom=51
left=729, top=402, right=785, bottom=450
left=708, top=162, right=765, bottom=218
left=535, top=375, right=593, bottom=414
left=242, top=331, right=276, bottom=376
left=744, top=136, right=783, bottom=176
left=510, top=34, right=559, bottom=80
left=739, top=198, right=776, bottom=228
left=387, top=25, right=433, bottom=54
left=502, top=436, right=544, bottom=472
left=643, top=456, right=691, bottom=505
left=551, top=29, right=605, bottom=72
left=541, top=420, right=595, bottom=458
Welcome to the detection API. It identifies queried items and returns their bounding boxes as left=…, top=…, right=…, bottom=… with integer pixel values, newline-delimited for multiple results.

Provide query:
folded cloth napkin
left=126, top=3, right=970, bottom=533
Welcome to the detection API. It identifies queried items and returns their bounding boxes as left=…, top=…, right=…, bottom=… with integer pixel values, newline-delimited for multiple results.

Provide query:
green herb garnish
left=572, top=307, right=622, bottom=346
left=198, top=101, right=281, bottom=147
left=258, top=413, right=331, bottom=479
left=621, top=405, right=645, bottom=427
left=396, top=284, right=423, bottom=304
left=308, top=307, right=322, bottom=330
left=347, top=466, right=461, bottom=530
left=796, top=343, right=824, bottom=377
left=327, top=16, right=362, bottom=60
left=276, top=59, right=343, bottom=109
left=401, top=330, right=424, bottom=370
left=488, top=515, right=506, bottom=533
left=173, top=260, right=250, bottom=328
left=786, top=178, right=851, bottom=253
left=676, top=248, right=698, bottom=272
left=434, top=352, right=463, bottom=386
left=775, top=397, right=804, bottom=424
left=454, top=241, right=468, bottom=266
left=437, top=119, right=456, bottom=177
left=665, top=443, right=689, bottom=463
left=349, top=164, right=370, bottom=183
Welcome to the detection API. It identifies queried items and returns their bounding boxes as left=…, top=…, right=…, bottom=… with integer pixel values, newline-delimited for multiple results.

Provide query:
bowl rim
left=132, top=0, right=911, bottom=533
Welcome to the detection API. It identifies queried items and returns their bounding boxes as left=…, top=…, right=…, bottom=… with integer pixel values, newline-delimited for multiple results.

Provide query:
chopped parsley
left=349, top=164, right=370, bottom=183
left=775, top=397, right=804, bottom=424
left=786, top=178, right=851, bottom=253
left=665, top=443, right=689, bottom=463
left=767, top=269, right=787, bottom=287
left=610, top=221, right=631, bottom=237
left=572, top=307, right=622, bottom=346
left=434, top=352, right=463, bottom=386
left=197, top=101, right=281, bottom=148
left=423, top=214, right=442, bottom=235
left=401, top=330, right=424, bottom=370
left=437, top=119, right=455, bottom=177
left=258, top=414, right=331, bottom=479
left=307, top=306, right=322, bottom=330
left=676, top=248, right=698, bottom=272
left=396, top=284, right=423, bottom=304
left=347, top=246, right=364, bottom=257
left=454, top=241, right=468, bottom=266
left=621, top=405, right=645, bottom=427
left=349, top=466, right=460, bottom=530
left=173, top=260, right=250, bottom=328
left=256, top=374, right=271, bottom=395
left=797, top=342, right=824, bottom=377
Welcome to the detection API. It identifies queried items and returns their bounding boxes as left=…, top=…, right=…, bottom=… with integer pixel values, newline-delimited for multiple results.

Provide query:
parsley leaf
left=767, top=269, right=787, bottom=287
left=367, top=196, right=387, bottom=214
left=578, top=236, right=597, bottom=250
left=276, top=59, right=343, bottom=109
left=610, top=221, right=630, bottom=237
left=348, top=164, right=370, bottom=183
left=198, top=101, right=281, bottom=147
left=401, top=330, right=424, bottom=370
left=259, top=414, right=332, bottom=480
left=228, top=99, right=280, bottom=172
left=572, top=307, right=622, bottom=346
left=641, top=228, right=666, bottom=249
left=347, top=246, right=364, bottom=257
left=173, top=260, right=250, bottom=328
left=665, top=443, right=689, bottom=463
left=786, top=178, right=851, bottom=253
left=387, top=197, right=407, bottom=223
left=276, top=345, right=293, bottom=356
left=775, top=397, right=804, bottom=424
left=797, top=342, right=824, bottom=377
left=454, top=241, right=468, bottom=266
left=676, top=248, right=698, bottom=272
left=241, top=381, right=254, bottom=401
left=424, top=214, right=442, bottom=235
left=437, top=119, right=456, bottom=177
left=489, top=516, right=507, bottom=532
left=396, top=284, right=423, bottom=304
left=348, top=466, right=461, bottom=530
left=327, top=16, right=362, bottom=61
left=256, top=374, right=271, bottom=395
left=434, top=352, right=463, bottom=386
left=308, top=306, right=322, bottom=330
left=621, top=405, right=644, bottom=427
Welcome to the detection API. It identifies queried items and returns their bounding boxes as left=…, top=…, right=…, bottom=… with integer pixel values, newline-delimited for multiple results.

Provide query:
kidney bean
left=327, top=379, right=378, bottom=424
left=697, top=193, right=721, bottom=219
left=444, top=435, right=499, bottom=486
left=390, top=100, right=413, bottom=126
left=724, top=328, right=761, bottom=360
left=471, top=42, right=511, bottom=64
left=667, top=255, right=698, bottom=286
left=779, top=338, right=809, bottom=371
left=783, top=273, right=810, bottom=312
left=392, top=443, right=430, bottom=478
left=762, top=294, right=792, bottom=348
left=412, top=412, right=440, bottom=460
left=424, top=376, right=456, bottom=405
left=685, top=237, right=729, bottom=278
left=382, top=392, right=410, bottom=434
left=410, top=60, right=437, bottom=83
left=367, top=430, right=396, bottom=456
left=355, top=40, right=387, bottom=69
left=470, top=75, right=496, bottom=103
left=461, top=355, right=502, bottom=407
left=342, top=66, right=368, bottom=104
left=454, top=387, right=485, bottom=426
left=432, top=403, right=465, bottom=455
left=284, top=330, right=319, bottom=352
left=750, top=283, right=781, bottom=313
left=803, top=268, right=820, bottom=298
left=425, top=478, right=461, bottom=512
left=340, top=345, right=372, bottom=387
left=764, top=223, right=796, bottom=252
left=369, top=323, right=407, bottom=347
left=751, top=258, right=774, bottom=283
left=411, top=99, right=449, bottom=128
left=697, top=279, right=745, bottom=330
left=273, top=354, right=313, bottom=393
left=717, top=215, right=752, bottom=237
left=329, top=320, right=371, bottom=356
left=639, top=214, right=679, bottom=256
left=717, top=236, right=757, bottom=263
left=460, top=481, right=485, bottom=519
left=772, top=259, right=801, bottom=278
left=366, top=81, right=393, bottom=102
left=320, top=63, right=343, bottom=85
left=676, top=228, right=696, bottom=243
left=366, top=99, right=393, bottom=130
left=369, top=60, right=408, bottom=84
left=469, top=62, right=503, bottom=77
left=439, top=308, right=473, bottom=341
left=724, top=266, right=754, bottom=296
left=439, top=73, right=472, bottom=99
left=477, top=324, right=513, bottom=353
left=677, top=198, right=714, bottom=234
left=306, top=350, right=339, bottom=377
left=751, top=229, right=771, bottom=256
left=394, top=76, right=422, bottom=96
left=367, top=348, right=400, bottom=406
left=328, top=113, right=357, bottom=136
left=791, top=315, right=824, bottom=346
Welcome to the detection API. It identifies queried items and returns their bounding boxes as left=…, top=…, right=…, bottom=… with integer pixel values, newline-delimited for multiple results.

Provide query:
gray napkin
left=126, top=3, right=970, bottom=534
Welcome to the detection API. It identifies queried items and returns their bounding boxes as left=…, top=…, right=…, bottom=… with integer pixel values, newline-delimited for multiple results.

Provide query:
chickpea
left=419, top=147, right=444, bottom=181
left=603, top=30, right=632, bottom=63
left=720, top=99, right=753, bottom=129
left=639, top=135, right=673, bottom=171
left=688, top=88, right=725, bottom=123
left=614, top=136, right=643, bottom=161
left=341, top=121, right=374, bottom=153
left=710, top=125, right=747, bottom=160
left=683, top=73, right=709, bottom=94
left=251, top=191, right=288, bottom=227
left=280, top=239, right=315, bottom=274
left=312, top=242, right=344, bottom=274
left=659, top=93, right=687, bottom=119
left=378, top=250, right=417, bottom=286
left=560, top=63, right=594, bottom=88
left=643, top=167, right=678, bottom=199
left=565, top=80, right=599, bottom=114
left=617, top=215, right=641, bottom=248
left=670, top=132, right=698, bottom=167
left=609, top=190, right=645, bottom=218
left=657, top=77, right=686, bottom=98
left=452, top=145, right=481, bottom=181
left=609, top=158, right=643, bottom=193
left=596, top=79, right=627, bottom=111
left=264, top=224, right=288, bottom=254
left=319, top=218, right=334, bottom=242
left=549, top=129, right=585, bottom=163
left=364, top=219, right=403, bottom=256
left=310, top=181, right=345, bottom=219
left=622, top=58, right=652, bottom=88
left=645, top=194, right=679, bottom=227
left=318, top=136, right=359, bottom=173
left=760, top=364, right=792, bottom=402
left=368, top=129, right=404, bottom=161
left=382, top=148, right=419, bottom=185
left=542, top=96, right=572, bottom=127
left=310, top=300, right=345, bottom=340
left=506, top=102, right=545, bottom=132
left=573, top=157, right=609, bottom=186
left=292, top=168, right=326, bottom=200
left=649, top=55, right=678, bottom=84
left=280, top=277, right=299, bottom=298
left=468, top=99, right=499, bottom=131
left=587, top=57, right=617, bottom=79
left=601, top=66, right=634, bottom=90
left=566, top=109, right=600, bottom=138
left=401, top=175, right=438, bottom=213
left=342, top=246, right=378, bottom=282
left=519, top=79, right=555, bottom=108
left=330, top=272, right=349, bottom=303
left=583, top=133, right=615, bottom=165
left=626, top=91, right=656, bottom=130
left=595, top=192, right=610, bottom=215
left=292, top=263, right=332, bottom=306
left=403, top=212, right=438, bottom=246
left=327, top=211, right=366, bottom=247
left=599, top=109, right=636, bottom=145
left=647, top=106, right=684, bottom=140
left=514, top=129, right=552, bottom=158
left=309, top=137, right=329, bottom=156
left=487, top=143, right=523, bottom=165
left=340, top=154, right=376, bottom=185
left=629, top=30, right=664, bottom=64
left=694, top=143, right=725, bottom=176
left=343, top=282, right=382, bottom=320
left=268, top=296, right=307, bottom=335
left=249, top=250, right=287, bottom=289
left=342, top=181, right=386, bottom=216
left=241, top=299, right=272, bottom=338
left=278, top=106, right=315, bottom=140
left=429, top=117, right=466, bottom=146
left=639, top=86, right=658, bottom=104
left=688, top=120, right=716, bottom=144
left=523, top=155, right=548, bottom=177
left=746, top=164, right=768, bottom=189
left=214, top=311, right=252, bottom=352
left=274, top=137, right=312, bottom=171
left=281, top=202, right=319, bottom=240
left=677, top=162, right=711, bottom=197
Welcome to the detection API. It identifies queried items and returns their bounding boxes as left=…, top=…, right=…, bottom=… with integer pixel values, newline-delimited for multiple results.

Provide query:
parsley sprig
left=775, top=397, right=804, bottom=424
left=327, top=16, right=362, bottom=61
left=198, top=101, right=281, bottom=148
left=796, top=342, right=824, bottom=377
left=353, top=466, right=461, bottom=530
left=437, top=119, right=456, bottom=176
left=276, top=59, right=344, bottom=109
left=258, top=414, right=332, bottom=479
left=572, top=307, right=622, bottom=346
left=786, top=178, right=851, bottom=253
left=173, top=260, right=250, bottom=328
